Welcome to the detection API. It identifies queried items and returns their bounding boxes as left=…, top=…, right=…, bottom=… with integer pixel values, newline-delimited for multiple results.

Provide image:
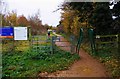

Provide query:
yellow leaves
left=6, top=11, right=18, bottom=26
left=102, top=57, right=120, bottom=76
left=83, top=68, right=91, bottom=73
left=61, top=10, right=81, bottom=36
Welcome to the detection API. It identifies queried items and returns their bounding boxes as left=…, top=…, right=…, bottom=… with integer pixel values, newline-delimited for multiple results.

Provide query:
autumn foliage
left=17, top=15, right=29, bottom=26
left=1, top=11, right=47, bottom=35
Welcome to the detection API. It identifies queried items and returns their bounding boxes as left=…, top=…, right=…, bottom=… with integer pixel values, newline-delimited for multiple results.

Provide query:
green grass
left=2, top=46, right=80, bottom=77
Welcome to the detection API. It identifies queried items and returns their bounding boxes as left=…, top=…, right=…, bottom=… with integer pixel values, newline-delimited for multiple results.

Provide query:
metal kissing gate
left=30, top=35, right=75, bottom=54
left=52, top=36, right=75, bottom=53
left=76, top=28, right=96, bottom=54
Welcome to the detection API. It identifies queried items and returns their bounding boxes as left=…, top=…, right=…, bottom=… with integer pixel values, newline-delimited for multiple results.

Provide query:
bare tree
left=0, top=0, right=8, bottom=27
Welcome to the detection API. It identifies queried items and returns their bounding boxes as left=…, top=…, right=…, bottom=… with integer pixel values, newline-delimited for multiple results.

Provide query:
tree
left=28, top=11, right=46, bottom=35
left=89, top=3, right=113, bottom=35
left=17, top=15, right=29, bottom=26
left=6, top=11, right=18, bottom=26
left=111, top=1, right=120, bottom=33
left=44, top=24, right=49, bottom=30
left=60, top=2, right=94, bottom=38
left=67, top=2, right=113, bottom=35
left=0, top=0, right=8, bottom=26
left=60, top=3, right=80, bottom=36
left=56, top=21, right=64, bottom=33
left=112, top=1, right=120, bottom=18
left=69, top=2, right=94, bottom=23
left=1, top=14, right=7, bottom=26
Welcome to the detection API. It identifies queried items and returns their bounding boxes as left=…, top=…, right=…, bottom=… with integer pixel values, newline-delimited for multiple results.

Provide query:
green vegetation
left=96, top=46, right=120, bottom=77
left=2, top=40, right=30, bottom=52
left=2, top=43, right=80, bottom=77
left=81, top=42, right=120, bottom=77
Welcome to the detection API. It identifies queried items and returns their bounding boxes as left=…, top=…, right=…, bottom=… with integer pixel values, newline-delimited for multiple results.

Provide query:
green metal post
left=76, top=28, right=83, bottom=54
left=88, top=29, right=96, bottom=55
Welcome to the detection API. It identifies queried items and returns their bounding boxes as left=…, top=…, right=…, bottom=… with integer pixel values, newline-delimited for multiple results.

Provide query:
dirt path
left=47, top=35, right=110, bottom=77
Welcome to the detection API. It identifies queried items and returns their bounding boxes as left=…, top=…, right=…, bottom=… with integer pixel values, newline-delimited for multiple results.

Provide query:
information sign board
left=14, top=27, right=27, bottom=40
left=0, top=27, right=14, bottom=38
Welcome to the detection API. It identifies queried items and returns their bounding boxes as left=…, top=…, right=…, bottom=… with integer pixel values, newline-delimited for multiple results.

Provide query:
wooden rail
left=95, top=34, right=119, bottom=50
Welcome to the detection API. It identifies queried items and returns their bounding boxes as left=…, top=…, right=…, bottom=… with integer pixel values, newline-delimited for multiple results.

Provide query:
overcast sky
left=6, top=0, right=64, bottom=26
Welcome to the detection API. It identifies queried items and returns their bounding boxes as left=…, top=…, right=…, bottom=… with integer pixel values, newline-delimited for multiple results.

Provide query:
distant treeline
left=1, top=11, right=52, bottom=35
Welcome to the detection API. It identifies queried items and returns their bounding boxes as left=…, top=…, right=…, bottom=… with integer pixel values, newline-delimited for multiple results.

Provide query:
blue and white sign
left=0, top=27, right=14, bottom=38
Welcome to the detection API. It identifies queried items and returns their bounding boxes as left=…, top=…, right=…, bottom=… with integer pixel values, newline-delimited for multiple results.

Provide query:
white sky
left=6, top=0, right=64, bottom=26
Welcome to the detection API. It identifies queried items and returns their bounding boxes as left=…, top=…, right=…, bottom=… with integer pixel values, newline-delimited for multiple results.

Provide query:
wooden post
left=70, top=44, right=72, bottom=53
left=12, top=39, right=14, bottom=52
left=31, top=36, right=33, bottom=52
left=37, top=36, right=39, bottom=53
left=51, top=36, right=54, bottom=54
left=28, top=26, right=31, bottom=50
left=70, top=44, right=75, bottom=54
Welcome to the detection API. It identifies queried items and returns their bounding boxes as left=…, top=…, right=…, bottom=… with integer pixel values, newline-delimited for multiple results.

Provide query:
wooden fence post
left=51, top=36, right=54, bottom=54
left=12, top=39, right=15, bottom=52
left=70, top=44, right=72, bottom=53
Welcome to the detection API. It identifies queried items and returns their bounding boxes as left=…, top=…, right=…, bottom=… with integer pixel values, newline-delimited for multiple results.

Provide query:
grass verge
left=2, top=47, right=80, bottom=77
left=81, top=43, right=120, bottom=77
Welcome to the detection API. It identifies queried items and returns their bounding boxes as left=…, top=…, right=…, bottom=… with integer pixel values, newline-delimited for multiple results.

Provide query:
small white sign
left=14, top=27, right=27, bottom=40
left=96, top=35, right=100, bottom=39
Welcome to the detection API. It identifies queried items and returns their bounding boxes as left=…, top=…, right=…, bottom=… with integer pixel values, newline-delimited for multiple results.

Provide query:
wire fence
left=30, top=35, right=52, bottom=54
